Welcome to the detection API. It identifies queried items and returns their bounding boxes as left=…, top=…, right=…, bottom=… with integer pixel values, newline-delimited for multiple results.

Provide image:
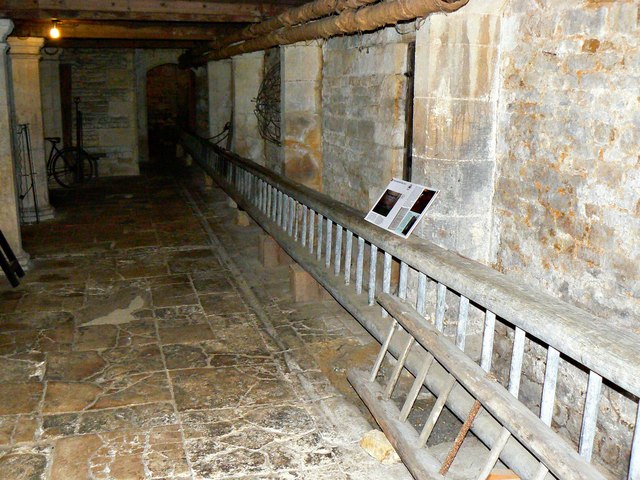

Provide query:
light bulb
left=49, top=21, right=60, bottom=39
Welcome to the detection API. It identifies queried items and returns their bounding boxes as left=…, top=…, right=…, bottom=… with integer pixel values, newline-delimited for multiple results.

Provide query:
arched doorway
left=146, top=64, right=195, bottom=165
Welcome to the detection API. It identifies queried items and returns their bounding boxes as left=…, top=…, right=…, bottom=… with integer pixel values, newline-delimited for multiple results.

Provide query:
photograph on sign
left=365, top=178, right=439, bottom=238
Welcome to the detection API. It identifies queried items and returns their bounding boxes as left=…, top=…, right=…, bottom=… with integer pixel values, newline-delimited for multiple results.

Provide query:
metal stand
left=14, top=123, right=40, bottom=224
left=74, top=97, right=84, bottom=183
left=0, top=229, right=25, bottom=288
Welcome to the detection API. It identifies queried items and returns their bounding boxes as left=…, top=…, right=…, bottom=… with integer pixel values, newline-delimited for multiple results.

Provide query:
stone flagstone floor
left=0, top=170, right=412, bottom=479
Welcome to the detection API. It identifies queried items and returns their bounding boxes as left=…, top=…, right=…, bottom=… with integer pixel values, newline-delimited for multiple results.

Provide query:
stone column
left=281, top=43, right=323, bottom=191
left=0, top=20, right=28, bottom=264
left=207, top=59, right=232, bottom=140
left=232, top=51, right=265, bottom=165
left=411, top=1, right=505, bottom=262
left=39, top=47, right=63, bottom=139
left=133, top=50, right=149, bottom=165
left=9, top=36, right=54, bottom=222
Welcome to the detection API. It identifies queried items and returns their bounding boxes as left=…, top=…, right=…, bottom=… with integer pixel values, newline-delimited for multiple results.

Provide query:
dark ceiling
left=1, top=0, right=309, bottom=49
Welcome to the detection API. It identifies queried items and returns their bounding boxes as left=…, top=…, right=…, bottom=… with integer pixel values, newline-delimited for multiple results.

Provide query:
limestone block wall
left=62, top=48, right=139, bottom=176
left=281, top=43, right=322, bottom=190
left=490, top=3, right=639, bottom=475
left=40, top=50, right=63, bottom=140
left=322, top=28, right=409, bottom=211
left=194, top=65, right=209, bottom=138
left=207, top=59, right=232, bottom=140
left=494, top=0, right=639, bottom=331
left=232, top=51, right=265, bottom=165
left=264, top=48, right=283, bottom=174
left=411, top=8, right=501, bottom=263
left=0, top=20, right=25, bottom=261
left=202, top=2, right=637, bottom=472
left=9, top=37, right=55, bottom=221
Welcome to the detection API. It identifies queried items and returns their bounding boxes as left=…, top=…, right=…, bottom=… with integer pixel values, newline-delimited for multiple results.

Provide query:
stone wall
left=203, top=4, right=638, bottom=474
left=494, top=0, right=639, bottom=331
left=232, top=51, right=265, bottom=164
left=62, top=49, right=139, bottom=176
left=322, top=28, right=409, bottom=211
left=40, top=50, right=63, bottom=140
left=282, top=43, right=322, bottom=191
left=264, top=48, right=283, bottom=175
left=194, top=65, right=209, bottom=137
left=207, top=59, right=232, bottom=141
left=490, top=2, right=639, bottom=475
left=411, top=8, right=501, bottom=263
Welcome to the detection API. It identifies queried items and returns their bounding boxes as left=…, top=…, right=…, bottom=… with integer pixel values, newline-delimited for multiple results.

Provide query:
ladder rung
left=384, top=336, right=415, bottom=399
left=400, top=355, right=434, bottom=422
left=369, top=319, right=398, bottom=382
left=477, top=427, right=512, bottom=480
left=419, top=375, right=457, bottom=446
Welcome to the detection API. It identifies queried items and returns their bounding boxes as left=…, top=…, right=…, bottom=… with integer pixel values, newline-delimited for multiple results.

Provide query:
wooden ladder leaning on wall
left=0, top=230, right=25, bottom=288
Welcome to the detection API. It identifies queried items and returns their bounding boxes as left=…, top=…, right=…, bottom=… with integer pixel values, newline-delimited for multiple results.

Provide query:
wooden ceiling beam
left=12, top=20, right=244, bottom=40
left=43, top=38, right=208, bottom=49
left=1, top=0, right=301, bottom=23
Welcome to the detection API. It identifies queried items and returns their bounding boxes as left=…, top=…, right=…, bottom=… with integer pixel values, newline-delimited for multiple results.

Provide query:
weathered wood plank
left=184, top=143, right=550, bottom=480
left=187, top=137, right=640, bottom=400
left=44, top=38, right=206, bottom=48
left=3, top=0, right=294, bottom=22
left=378, top=292, right=606, bottom=480
left=13, top=19, right=241, bottom=40
left=349, top=368, right=445, bottom=479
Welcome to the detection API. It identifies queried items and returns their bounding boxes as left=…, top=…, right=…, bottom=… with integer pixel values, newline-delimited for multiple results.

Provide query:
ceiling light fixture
left=49, top=19, right=60, bottom=39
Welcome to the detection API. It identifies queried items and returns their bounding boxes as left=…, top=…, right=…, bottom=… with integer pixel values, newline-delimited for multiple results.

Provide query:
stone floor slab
left=0, top=170, right=412, bottom=479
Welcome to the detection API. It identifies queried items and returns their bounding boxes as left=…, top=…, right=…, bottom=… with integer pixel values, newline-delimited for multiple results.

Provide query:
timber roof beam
left=12, top=19, right=245, bottom=41
left=0, top=0, right=302, bottom=23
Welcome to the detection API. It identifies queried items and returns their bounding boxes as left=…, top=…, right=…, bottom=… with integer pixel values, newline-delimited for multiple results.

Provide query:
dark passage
left=147, top=64, right=196, bottom=168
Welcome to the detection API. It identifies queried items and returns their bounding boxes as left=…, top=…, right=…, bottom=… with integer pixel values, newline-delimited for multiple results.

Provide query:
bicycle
left=45, top=98, right=97, bottom=189
left=45, top=137, right=96, bottom=188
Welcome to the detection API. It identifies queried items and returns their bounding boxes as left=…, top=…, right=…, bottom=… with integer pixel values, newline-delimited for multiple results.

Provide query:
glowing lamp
left=49, top=20, right=60, bottom=39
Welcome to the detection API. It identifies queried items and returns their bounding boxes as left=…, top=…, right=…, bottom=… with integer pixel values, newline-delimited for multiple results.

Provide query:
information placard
left=365, top=179, right=439, bottom=238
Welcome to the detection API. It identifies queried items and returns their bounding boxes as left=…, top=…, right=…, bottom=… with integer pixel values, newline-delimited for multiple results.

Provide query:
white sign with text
left=365, top=178, right=439, bottom=238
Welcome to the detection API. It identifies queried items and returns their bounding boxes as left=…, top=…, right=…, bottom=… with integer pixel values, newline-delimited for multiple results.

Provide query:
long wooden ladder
left=347, top=292, right=607, bottom=480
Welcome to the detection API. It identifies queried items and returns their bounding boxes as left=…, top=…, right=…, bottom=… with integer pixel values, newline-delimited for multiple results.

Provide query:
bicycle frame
left=45, top=138, right=63, bottom=177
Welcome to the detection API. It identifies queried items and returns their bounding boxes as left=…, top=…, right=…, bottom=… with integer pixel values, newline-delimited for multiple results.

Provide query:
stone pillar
left=0, top=20, right=28, bottom=264
left=9, top=37, right=54, bottom=222
left=412, top=1, right=505, bottom=262
left=207, top=59, right=232, bottom=140
left=133, top=50, right=150, bottom=164
left=39, top=48, right=63, bottom=140
left=232, top=51, right=265, bottom=165
left=281, top=43, right=323, bottom=191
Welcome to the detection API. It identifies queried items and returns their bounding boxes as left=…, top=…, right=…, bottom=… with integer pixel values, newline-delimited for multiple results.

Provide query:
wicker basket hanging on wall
left=254, top=62, right=281, bottom=146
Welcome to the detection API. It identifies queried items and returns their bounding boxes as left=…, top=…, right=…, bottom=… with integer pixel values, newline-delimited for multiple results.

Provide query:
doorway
left=146, top=64, right=195, bottom=166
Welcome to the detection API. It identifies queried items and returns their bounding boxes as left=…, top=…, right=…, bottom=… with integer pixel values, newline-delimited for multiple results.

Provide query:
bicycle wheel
left=51, top=148, right=95, bottom=188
